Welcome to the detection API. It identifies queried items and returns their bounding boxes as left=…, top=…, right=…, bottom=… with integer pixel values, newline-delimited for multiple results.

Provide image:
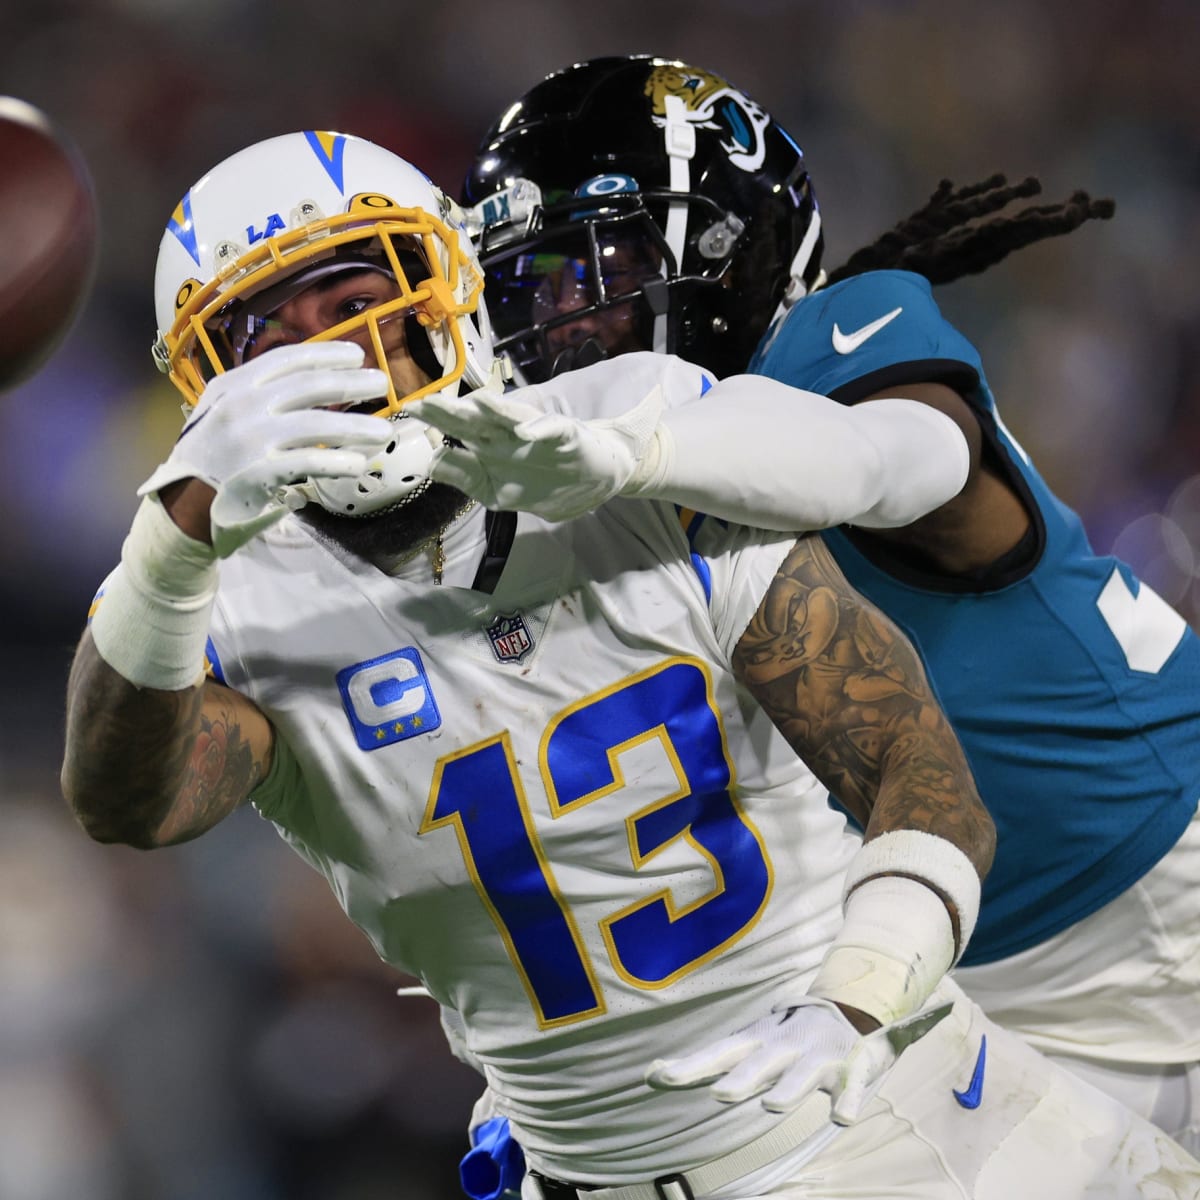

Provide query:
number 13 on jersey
left=421, top=657, right=774, bottom=1028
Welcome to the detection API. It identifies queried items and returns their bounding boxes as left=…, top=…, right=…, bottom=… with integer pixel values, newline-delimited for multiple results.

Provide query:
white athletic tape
left=807, top=875, right=955, bottom=1025
left=90, top=494, right=218, bottom=691
left=807, top=833, right=981, bottom=1025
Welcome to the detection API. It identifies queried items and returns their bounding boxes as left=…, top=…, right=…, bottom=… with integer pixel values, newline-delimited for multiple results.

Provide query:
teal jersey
left=751, top=270, right=1200, bottom=965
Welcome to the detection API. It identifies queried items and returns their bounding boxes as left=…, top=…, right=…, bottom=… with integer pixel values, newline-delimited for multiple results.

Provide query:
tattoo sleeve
left=732, top=535, right=995, bottom=878
left=61, top=630, right=272, bottom=848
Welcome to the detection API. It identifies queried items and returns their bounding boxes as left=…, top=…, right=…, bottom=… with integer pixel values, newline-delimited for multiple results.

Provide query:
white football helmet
left=152, top=130, right=503, bottom=516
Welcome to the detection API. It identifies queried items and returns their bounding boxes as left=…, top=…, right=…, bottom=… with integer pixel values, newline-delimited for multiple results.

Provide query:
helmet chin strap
left=656, top=94, right=696, bottom=355
left=757, top=211, right=826, bottom=360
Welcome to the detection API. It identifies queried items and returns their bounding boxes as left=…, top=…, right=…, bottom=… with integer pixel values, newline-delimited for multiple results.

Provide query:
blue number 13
left=421, top=658, right=773, bottom=1028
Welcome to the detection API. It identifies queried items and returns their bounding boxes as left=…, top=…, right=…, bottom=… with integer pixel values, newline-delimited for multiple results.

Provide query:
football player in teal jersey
left=459, top=55, right=1200, bottom=1159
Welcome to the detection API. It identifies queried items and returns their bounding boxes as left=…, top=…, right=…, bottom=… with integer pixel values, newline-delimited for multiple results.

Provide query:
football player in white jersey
left=62, top=130, right=1200, bottom=1197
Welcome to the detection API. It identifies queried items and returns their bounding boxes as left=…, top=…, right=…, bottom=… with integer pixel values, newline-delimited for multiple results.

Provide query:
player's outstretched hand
left=139, top=342, right=394, bottom=557
left=408, top=383, right=664, bottom=522
left=646, top=997, right=952, bottom=1125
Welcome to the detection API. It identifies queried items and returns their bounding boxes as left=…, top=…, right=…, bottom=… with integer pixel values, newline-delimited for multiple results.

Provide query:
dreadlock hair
left=825, top=174, right=1115, bottom=287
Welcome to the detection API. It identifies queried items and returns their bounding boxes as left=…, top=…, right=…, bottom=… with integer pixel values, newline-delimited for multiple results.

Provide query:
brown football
left=0, top=97, right=99, bottom=391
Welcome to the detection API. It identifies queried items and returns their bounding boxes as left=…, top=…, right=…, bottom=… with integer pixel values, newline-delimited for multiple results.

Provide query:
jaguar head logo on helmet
left=643, top=62, right=772, bottom=172
left=151, top=130, right=502, bottom=518
left=461, top=55, right=822, bottom=384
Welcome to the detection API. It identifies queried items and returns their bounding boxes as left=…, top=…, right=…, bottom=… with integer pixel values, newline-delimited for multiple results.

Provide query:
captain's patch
left=337, top=648, right=442, bottom=750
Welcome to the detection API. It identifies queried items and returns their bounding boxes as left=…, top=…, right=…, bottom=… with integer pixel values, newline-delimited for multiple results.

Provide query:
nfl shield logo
left=486, top=612, right=534, bottom=664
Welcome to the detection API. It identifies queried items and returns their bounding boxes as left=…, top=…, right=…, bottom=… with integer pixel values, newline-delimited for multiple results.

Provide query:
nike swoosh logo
left=831, top=307, right=902, bottom=354
left=953, top=1034, right=987, bottom=1109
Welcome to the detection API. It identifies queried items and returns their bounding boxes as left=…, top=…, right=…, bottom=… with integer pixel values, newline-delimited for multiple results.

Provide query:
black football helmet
left=462, top=55, right=822, bottom=382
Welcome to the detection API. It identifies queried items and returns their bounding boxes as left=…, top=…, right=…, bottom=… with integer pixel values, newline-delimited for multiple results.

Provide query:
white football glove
left=645, top=997, right=952, bottom=1125
left=407, top=383, right=665, bottom=522
left=140, top=342, right=395, bottom=557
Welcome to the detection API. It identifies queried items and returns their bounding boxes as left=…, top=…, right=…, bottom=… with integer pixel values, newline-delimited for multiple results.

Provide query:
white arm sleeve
left=630, top=373, right=970, bottom=532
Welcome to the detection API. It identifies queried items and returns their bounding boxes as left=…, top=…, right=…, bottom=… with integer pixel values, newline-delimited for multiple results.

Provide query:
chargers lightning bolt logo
left=304, top=131, right=348, bottom=193
left=167, top=191, right=201, bottom=266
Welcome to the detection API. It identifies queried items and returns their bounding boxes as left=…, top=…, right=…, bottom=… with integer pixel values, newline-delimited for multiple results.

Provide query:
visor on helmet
left=476, top=189, right=739, bottom=382
left=482, top=212, right=668, bottom=379
left=197, top=245, right=443, bottom=400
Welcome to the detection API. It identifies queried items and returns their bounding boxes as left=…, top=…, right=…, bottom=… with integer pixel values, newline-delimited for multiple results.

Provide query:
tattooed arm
left=732, top=533, right=995, bottom=940
left=61, top=628, right=274, bottom=849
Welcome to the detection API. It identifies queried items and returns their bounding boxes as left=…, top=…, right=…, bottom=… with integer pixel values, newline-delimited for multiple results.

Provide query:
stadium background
left=3, top=2, right=1199, bottom=1196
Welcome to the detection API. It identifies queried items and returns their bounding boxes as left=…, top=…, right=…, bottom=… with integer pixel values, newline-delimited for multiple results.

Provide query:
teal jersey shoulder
left=750, top=269, right=984, bottom=403
left=752, top=270, right=1200, bottom=965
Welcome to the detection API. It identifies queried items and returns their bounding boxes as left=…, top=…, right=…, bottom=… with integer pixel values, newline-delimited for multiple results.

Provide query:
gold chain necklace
left=432, top=531, right=447, bottom=585
left=431, top=499, right=479, bottom=585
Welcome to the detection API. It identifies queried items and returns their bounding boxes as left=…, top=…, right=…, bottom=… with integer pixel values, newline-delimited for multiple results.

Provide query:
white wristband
left=842, top=829, right=981, bottom=957
left=89, top=493, right=219, bottom=691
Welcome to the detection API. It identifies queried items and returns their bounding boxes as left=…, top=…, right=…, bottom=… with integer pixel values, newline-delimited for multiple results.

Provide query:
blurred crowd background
left=3, top=1, right=1199, bottom=1197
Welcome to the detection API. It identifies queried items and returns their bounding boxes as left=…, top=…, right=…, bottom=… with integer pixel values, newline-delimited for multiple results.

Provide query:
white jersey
left=207, top=494, right=859, bottom=1182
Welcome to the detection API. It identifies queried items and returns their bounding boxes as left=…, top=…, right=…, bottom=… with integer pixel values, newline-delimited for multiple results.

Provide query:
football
left=0, top=96, right=98, bottom=391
